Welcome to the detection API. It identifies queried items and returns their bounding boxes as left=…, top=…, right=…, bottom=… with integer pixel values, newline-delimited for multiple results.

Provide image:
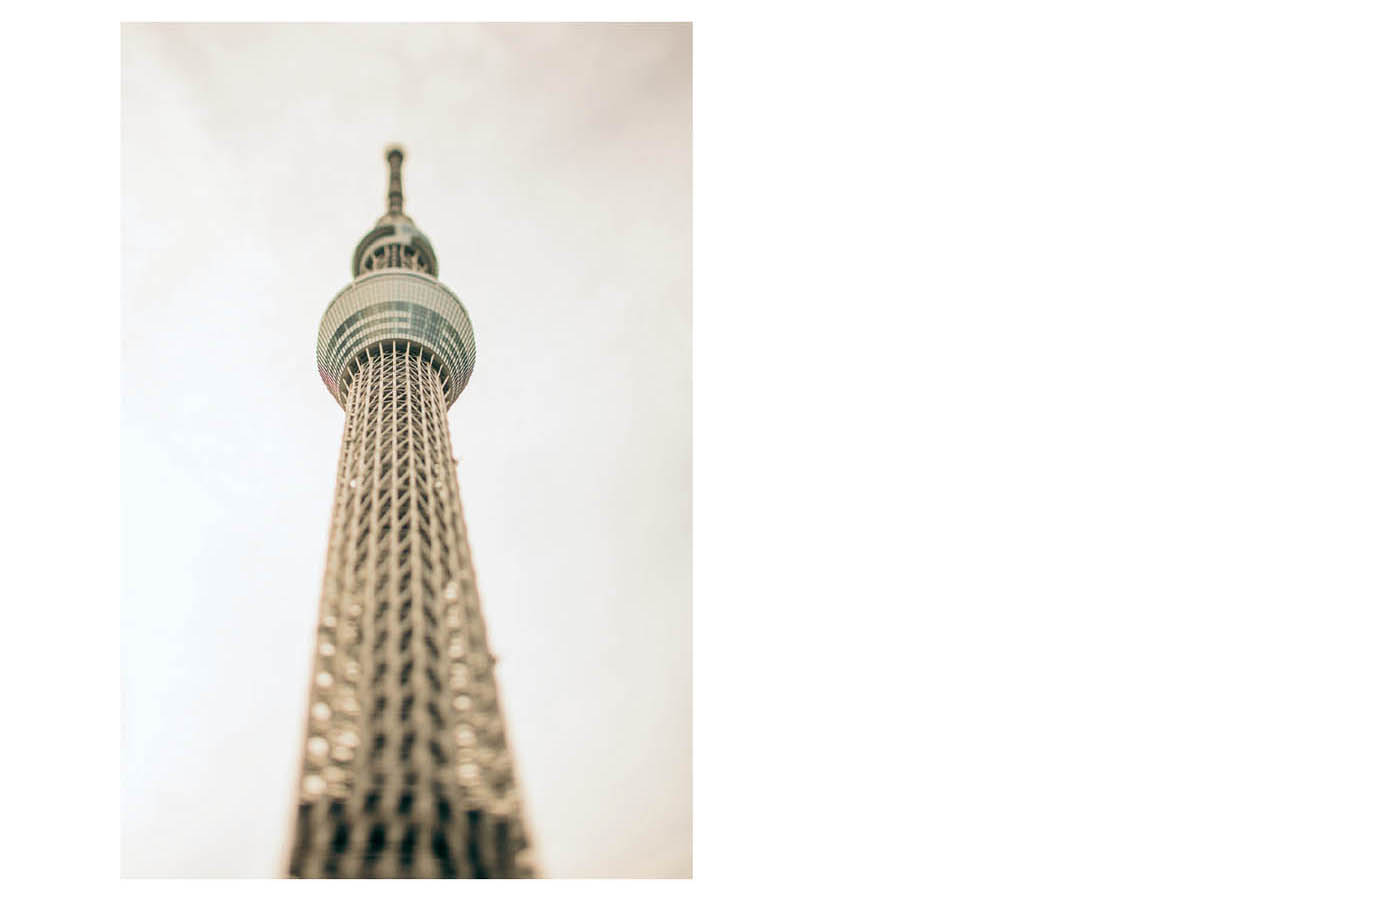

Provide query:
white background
left=7, top=1, right=1400, bottom=896
left=120, top=23, right=691, bottom=878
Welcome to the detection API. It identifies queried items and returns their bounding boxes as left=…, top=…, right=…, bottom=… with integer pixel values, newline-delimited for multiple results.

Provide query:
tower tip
left=385, top=146, right=405, bottom=216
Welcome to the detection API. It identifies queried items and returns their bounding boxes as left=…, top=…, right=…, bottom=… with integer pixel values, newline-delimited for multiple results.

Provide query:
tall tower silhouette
left=289, top=147, right=534, bottom=878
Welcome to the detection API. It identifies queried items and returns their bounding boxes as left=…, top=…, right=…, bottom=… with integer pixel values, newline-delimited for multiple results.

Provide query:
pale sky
left=121, top=23, right=691, bottom=878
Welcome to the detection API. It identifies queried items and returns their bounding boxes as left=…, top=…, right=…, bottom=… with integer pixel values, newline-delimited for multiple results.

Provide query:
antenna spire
left=354, top=145, right=436, bottom=277
left=386, top=144, right=405, bottom=216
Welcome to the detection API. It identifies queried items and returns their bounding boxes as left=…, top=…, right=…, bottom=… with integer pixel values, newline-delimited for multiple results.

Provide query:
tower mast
left=290, top=147, right=533, bottom=878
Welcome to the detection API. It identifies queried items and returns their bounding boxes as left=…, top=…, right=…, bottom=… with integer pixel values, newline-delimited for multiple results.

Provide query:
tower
left=289, top=147, right=534, bottom=878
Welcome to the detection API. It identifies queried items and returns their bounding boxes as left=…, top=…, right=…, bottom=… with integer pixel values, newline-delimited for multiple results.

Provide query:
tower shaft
left=289, top=344, right=531, bottom=877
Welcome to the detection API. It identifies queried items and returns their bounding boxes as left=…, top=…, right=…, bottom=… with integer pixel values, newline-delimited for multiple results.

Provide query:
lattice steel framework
left=288, top=148, right=533, bottom=878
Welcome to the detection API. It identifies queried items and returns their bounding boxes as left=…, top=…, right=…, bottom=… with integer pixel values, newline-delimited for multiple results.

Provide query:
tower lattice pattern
left=288, top=344, right=532, bottom=878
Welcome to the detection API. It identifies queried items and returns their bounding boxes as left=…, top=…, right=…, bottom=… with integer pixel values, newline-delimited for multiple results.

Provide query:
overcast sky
left=121, top=23, right=690, bottom=878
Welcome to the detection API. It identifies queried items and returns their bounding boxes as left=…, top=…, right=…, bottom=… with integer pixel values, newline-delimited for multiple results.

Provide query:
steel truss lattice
left=289, top=344, right=533, bottom=878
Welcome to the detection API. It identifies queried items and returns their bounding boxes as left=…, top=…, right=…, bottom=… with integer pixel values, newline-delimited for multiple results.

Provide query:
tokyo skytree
left=288, top=146, right=534, bottom=878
